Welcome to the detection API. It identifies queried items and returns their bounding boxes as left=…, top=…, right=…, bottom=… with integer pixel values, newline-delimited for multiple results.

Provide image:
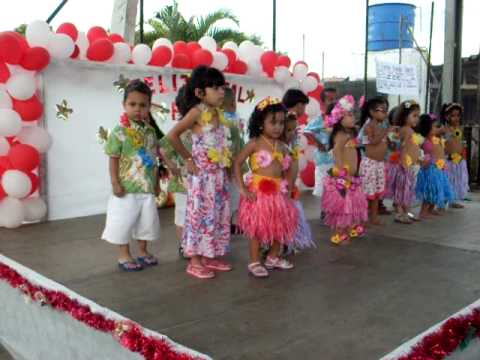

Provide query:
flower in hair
left=325, top=95, right=355, bottom=127
left=256, top=97, right=282, bottom=111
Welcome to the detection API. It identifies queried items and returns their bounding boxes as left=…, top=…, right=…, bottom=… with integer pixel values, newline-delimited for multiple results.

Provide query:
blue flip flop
left=118, top=260, right=144, bottom=272
left=137, top=255, right=158, bottom=267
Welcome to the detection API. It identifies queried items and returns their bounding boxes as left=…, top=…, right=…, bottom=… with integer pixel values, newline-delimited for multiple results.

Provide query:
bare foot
left=370, top=218, right=383, bottom=226
left=430, top=209, right=442, bottom=216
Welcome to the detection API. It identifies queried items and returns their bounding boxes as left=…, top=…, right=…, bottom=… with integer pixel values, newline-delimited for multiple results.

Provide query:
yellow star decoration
left=56, top=99, right=73, bottom=121
left=113, top=74, right=131, bottom=93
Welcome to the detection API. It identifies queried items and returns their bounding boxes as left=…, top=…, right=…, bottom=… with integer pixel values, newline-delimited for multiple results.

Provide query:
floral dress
left=182, top=106, right=232, bottom=258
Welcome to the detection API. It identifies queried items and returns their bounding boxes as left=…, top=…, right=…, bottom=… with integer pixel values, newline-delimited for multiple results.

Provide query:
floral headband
left=325, top=95, right=355, bottom=128
left=403, top=100, right=418, bottom=109
left=256, top=97, right=282, bottom=111
left=445, top=102, right=463, bottom=113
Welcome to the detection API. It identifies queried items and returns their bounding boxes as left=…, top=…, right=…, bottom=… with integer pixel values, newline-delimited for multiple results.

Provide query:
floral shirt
left=104, top=120, right=159, bottom=194
left=159, top=132, right=192, bottom=194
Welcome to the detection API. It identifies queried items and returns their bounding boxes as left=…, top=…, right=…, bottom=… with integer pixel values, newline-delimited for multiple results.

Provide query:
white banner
left=375, top=61, right=418, bottom=96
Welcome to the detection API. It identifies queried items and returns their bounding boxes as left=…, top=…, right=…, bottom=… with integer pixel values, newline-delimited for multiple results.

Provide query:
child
left=442, top=103, right=469, bottom=208
left=222, top=86, right=246, bottom=234
left=159, top=87, right=192, bottom=258
left=168, top=66, right=232, bottom=279
left=387, top=101, right=422, bottom=224
left=416, top=114, right=454, bottom=217
left=283, top=112, right=314, bottom=251
left=322, top=95, right=368, bottom=245
left=282, top=88, right=309, bottom=117
left=358, top=97, right=391, bottom=225
left=102, top=80, right=161, bottom=271
left=235, top=97, right=298, bottom=278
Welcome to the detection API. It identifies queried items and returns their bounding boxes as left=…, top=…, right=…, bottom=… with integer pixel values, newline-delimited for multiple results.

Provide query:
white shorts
left=174, top=193, right=187, bottom=227
left=313, top=164, right=330, bottom=198
left=102, top=193, right=161, bottom=245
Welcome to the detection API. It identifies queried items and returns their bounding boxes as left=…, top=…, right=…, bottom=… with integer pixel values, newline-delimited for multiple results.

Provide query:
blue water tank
left=368, top=3, right=416, bottom=51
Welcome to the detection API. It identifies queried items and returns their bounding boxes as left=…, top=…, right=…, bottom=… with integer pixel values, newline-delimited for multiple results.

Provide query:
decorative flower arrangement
left=389, top=151, right=401, bottom=164
left=198, top=109, right=233, bottom=168
left=412, top=133, right=425, bottom=146
left=327, top=165, right=360, bottom=197
left=436, top=158, right=446, bottom=170
left=325, top=95, right=355, bottom=128
left=451, top=153, right=463, bottom=164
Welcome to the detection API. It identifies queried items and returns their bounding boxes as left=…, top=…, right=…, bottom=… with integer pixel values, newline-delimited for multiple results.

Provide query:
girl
left=283, top=112, right=314, bottom=252
left=358, top=97, right=391, bottom=225
left=322, top=95, right=368, bottom=245
left=442, top=103, right=469, bottom=208
left=235, top=97, right=298, bottom=278
left=102, top=80, right=161, bottom=271
left=416, top=114, right=454, bottom=217
left=387, top=100, right=422, bottom=224
left=167, top=66, right=232, bottom=280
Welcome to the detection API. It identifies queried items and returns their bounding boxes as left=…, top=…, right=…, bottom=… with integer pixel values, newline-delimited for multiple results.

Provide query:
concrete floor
left=1, top=194, right=480, bottom=360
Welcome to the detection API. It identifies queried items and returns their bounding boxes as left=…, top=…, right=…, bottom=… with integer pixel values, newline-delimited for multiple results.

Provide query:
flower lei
left=328, top=165, right=361, bottom=197
left=451, top=153, right=463, bottom=164
left=436, top=158, right=446, bottom=170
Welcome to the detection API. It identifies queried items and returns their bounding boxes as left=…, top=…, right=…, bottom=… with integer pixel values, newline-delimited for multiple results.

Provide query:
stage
left=2, top=194, right=480, bottom=360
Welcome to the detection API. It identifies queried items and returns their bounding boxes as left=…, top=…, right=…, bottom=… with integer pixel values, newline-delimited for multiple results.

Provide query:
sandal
left=202, top=258, right=233, bottom=272
left=186, top=264, right=215, bottom=279
left=264, top=256, right=294, bottom=270
left=248, top=262, right=269, bottom=278
left=394, top=214, right=412, bottom=224
left=137, top=255, right=158, bottom=267
left=451, top=203, right=464, bottom=209
left=118, top=260, right=143, bottom=272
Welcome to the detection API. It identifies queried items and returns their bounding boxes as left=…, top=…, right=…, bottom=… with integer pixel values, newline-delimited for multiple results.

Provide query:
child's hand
left=240, top=187, right=256, bottom=201
left=155, top=183, right=161, bottom=197
left=186, top=159, right=200, bottom=175
left=112, top=182, right=125, bottom=197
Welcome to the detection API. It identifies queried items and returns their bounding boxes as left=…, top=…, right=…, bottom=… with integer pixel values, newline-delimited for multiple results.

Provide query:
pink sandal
left=202, top=258, right=233, bottom=272
left=186, top=264, right=215, bottom=279
left=264, top=256, right=294, bottom=270
left=247, top=262, right=269, bottom=278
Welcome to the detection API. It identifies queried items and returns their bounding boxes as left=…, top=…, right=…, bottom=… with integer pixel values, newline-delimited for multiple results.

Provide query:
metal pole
left=398, top=15, right=403, bottom=105
left=272, top=0, right=277, bottom=51
left=46, top=0, right=69, bottom=24
left=477, top=46, right=480, bottom=121
left=364, top=0, right=370, bottom=99
left=425, top=2, right=435, bottom=112
left=322, top=51, right=325, bottom=80
left=139, top=0, right=144, bottom=43
left=302, top=34, right=305, bottom=61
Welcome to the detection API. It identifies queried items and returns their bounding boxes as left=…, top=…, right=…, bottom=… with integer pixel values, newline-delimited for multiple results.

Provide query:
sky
left=2, top=0, right=479, bottom=80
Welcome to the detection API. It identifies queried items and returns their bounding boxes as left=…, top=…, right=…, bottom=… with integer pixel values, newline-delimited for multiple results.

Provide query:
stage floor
left=2, top=194, right=480, bottom=360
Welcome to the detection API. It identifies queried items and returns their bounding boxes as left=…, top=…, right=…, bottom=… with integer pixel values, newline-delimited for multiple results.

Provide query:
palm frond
left=194, top=9, right=240, bottom=38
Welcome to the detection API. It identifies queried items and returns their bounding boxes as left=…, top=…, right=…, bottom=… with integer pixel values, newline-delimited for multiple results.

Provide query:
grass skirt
left=416, top=164, right=454, bottom=208
left=385, top=163, right=416, bottom=207
left=446, top=159, right=469, bottom=201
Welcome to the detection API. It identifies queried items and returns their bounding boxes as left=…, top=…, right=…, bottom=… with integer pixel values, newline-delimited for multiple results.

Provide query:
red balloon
left=150, top=46, right=172, bottom=67
left=26, top=172, right=39, bottom=194
left=308, top=87, right=322, bottom=102
left=192, top=49, right=213, bottom=67
left=8, top=144, right=40, bottom=172
left=0, top=184, right=6, bottom=200
left=171, top=53, right=191, bottom=69
left=220, top=49, right=236, bottom=68
left=260, top=51, right=277, bottom=77
left=87, top=26, right=108, bottom=43
left=87, top=39, right=114, bottom=61
left=186, top=42, right=201, bottom=57
left=20, top=47, right=50, bottom=71
left=297, top=113, right=308, bottom=126
left=12, top=95, right=43, bottom=121
left=307, top=72, right=320, bottom=82
left=9, top=31, right=29, bottom=52
left=70, top=45, right=80, bottom=59
left=0, top=32, right=26, bottom=65
left=173, top=41, right=188, bottom=55
left=232, top=60, right=247, bottom=74
left=0, top=156, right=12, bottom=170
left=109, top=33, right=125, bottom=43
left=0, top=61, right=10, bottom=83
left=276, top=55, right=291, bottom=68
left=56, top=23, right=78, bottom=41
left=300, top=161, right=315, bottom=187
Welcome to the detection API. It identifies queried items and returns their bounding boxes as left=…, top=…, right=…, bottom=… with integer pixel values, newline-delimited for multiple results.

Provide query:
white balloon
left=274, top=66, right=290, bottom=84
left=247, top=60, right=262, bottom=76
left=212, top=51, right=228, bottom=71
left=1, top=170, right=32, bottom=199
left=6, top=73, right=36, bottom=100
left=301, top=75, right=319, bottom=93
left=0, top=137, right=10, bottom=156
left=26, top=20, right=51, bottom=48
left=0, top=87, right=12, bottom=109
left=16, top=126, right=52, bottom=153
left=222, top=41, right=239, bottom=53
left=238, top=40, right=255, bottom=60
left=306, top=97, right=321, bottom=118
left=244, top=45, right=263, bottom=62
left=23, top=197, right=47, bottom=222
left=0, top=109, right=22, bottom=137
left=284, top=77, right=301, bottom=90
left=47, top=33, right=75, bottom=59
left=0, top=197, right=25, bottom=228
left=153, top=38, right=173, bottom=50
left=76, top=31, right=89, bottom=59
left=199, top=36, right=217, bottom=52
left=5, top=64, right=36, bottom=77
left=132, top=44, right=152, bottom=65
left=293, top=62, right=309, bottom=81
left=111, top=42, right=131, bottom=64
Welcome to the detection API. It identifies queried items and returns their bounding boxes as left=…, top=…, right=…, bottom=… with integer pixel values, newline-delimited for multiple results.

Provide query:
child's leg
left=369, top=198, right=382, bottom=225
left=118, top=244, right=134, bottom=262
left=249, top=238, right=262, bottom=263
left=267, top=241, right=281, bottom=259
left=429, top=204, right=442, bottom=216
left=419, top=202, right=431, bottom=218
left=175, top=226, right=183, bottom=242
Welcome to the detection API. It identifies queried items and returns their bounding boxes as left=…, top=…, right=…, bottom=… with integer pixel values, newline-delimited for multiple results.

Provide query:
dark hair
left=321, top=87, right=337, bottom=102
left=359, top=96, right=389, bottom=127
left=440, top=102, right=463, bottom=124
left=282, top=89, right=309, bottom=109
left=328, top=122, right=358, bottom=151
left=325, top=103, right=335, bottom=115
left=417, top=113, right=434, bottom=137
left=394, top=100, right=420, bottom=127
left=248, top=103, right=287, bottom=139
left=123, top=79, right=153, bottom=103
left=176, top=66, right=226, bottom=116
left=388, top=106, right=398, bottom=126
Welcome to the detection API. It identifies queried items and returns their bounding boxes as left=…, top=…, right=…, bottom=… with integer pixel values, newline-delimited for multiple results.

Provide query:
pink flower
left=280, top=180, right=289, bottom=194
left=256, top=150, right=272, bottom=168
left=244, top=172, right=253, bottom=186
left=282, top=154, right=292, bottom=171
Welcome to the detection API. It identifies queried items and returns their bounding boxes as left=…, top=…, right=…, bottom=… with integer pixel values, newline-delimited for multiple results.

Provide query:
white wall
left=43, top=60, right=283, bottom=220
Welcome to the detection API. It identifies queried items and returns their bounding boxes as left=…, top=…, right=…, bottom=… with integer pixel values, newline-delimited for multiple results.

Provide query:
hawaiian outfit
left=445, top=128, right=469, bottom=201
